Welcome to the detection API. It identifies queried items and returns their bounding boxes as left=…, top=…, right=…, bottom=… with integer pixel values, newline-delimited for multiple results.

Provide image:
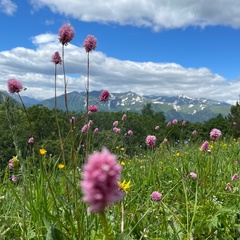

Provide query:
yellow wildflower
left=40, top=148, right=47, bottom=155
left=120, top=161, right=125, bottom=166
left=120, top=147, right=124, bottom=151
left=173, top=152, right=180, bottom=157
left=118, top=180, right=131, bottom=193
left=58, top=164, right=65, bottom=169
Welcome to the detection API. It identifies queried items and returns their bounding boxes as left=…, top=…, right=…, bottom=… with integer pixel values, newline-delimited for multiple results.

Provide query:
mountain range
left=0, top=90, right=233, bottom=123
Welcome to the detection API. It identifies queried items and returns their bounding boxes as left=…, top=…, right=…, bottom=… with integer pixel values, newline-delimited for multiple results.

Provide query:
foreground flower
left=7, top=78, right=23, bottom=93
left=88, top=105, right=98, bottom=113
left=232, top=173, right=238, bottom=181
left=210, top=128, right=222, bottom=141
left=40, top=148, right=47, bottom=155
left=58, top=23, right=75, bottom=45
left=118, top=180, right=131, bottom=194
left=189, top=172, right=197, bottom=179
left=146, top=135, right=156, bottom=148
left=200, top=141, right=209, bottom=151
left=150, top=191, right=162, bottom=202
left=51, top=51, right=62, bottom=65
left=80, top=148, right=123, bottom=213
left=99, top=90, right=110, bottom=102
left=83, top=34, right=97, bottom=52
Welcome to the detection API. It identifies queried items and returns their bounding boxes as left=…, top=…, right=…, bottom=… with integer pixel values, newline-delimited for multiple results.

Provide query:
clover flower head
left=150, top=191, right=162, bottom=202
left=146, top=135, right=156, bottom=148
left=210, top=128, right=222, bottom=141
left=28, top=137, right=34, bottom=144
left=189, top=172, right=197, bottom=179
left=80, top=148, right=123, bottom=213
left=58, top=23, right=75, bottom=45
left=83, top=34, right=97, bottom=52
left=7, top=78, right=23, bottom=94
left=51, top=51, right=62, bottom=65
left=232, top=173, right=238, bottom=181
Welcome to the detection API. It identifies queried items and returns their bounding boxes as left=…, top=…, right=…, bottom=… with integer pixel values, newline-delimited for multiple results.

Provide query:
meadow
left=1, top=23, right=240, bottom=240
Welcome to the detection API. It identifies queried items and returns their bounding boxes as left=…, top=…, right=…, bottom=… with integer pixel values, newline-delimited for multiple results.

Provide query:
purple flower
left=127, top=130, right=133, bottom=136
left=80, top=148, right=123, bottom=213
left=88, top=120, right=93, bottom=127
left=150, top=191, right=162, bottom=202
left=94, top=128, right=99, bottom=133
left=88, top=105, right=98, bottom=113
left=189, top=172, right=197, bottom=179
left=182, top=121, right=186, bottom=126
left=11, top=175, right=17, bottom=182
left=122, top=114, right=126, bottom=121
left=83, top=35, right=97, bottom=52
left=162, top=138, right=168, bottom=144
left=99, top=90, right=110, bottom=102
left=113, top=121, right=118, bottom=127
left=70, top=116, right=75, bottom=124
left=113, top=127, right=121, bottom=134
left=81, top=124, right=89, bottom=133
left=192, top=130, right=197, bottom=135
left=167, top=122, right=171, bottom=127
left=8, top=163, right=14, bottom=169
left=51, top=51, right=62, bottom=65
left=7, top=78, right=23, bottom=94
left=225, top=182, right=232, bottom=191
left=146, top=135, right=156, bottom=148
left=155, top=126, right=159, bottom=130
left=28, top=137, right=34, bottom=144
left=200, top=141, right=209, bottom=151
left=172, top=119, right=178, bottom=125
left=232, top=173, right=238, bottom=181
left=210, top=128, right=222, bottom=141
left=58, top=23, right=75, bottom=46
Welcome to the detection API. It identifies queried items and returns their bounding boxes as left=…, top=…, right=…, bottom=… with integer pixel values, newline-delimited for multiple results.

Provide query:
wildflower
left=118, top=180, right=131, bottom=194
left=127, top=130, right=133, bottom=136
left=7, top=78, right=23, bottom=93
left=150, top=191, right=162, bottom=202
left=232, top=173, right=238, bottom=181
left=146, top=135, right=156, bottom=148
left=192, top=130, right=197, bottom=135
left=58, top=164, right=65, bottom=169
left=99, top=90, right=110, bottom=102
left=162, top=138, right=168, bottom=144
left=173, top=152, right=180, bottom=157
left=155, top=126, right=159, bottom=130
left=11, top=175, right=17, bottom=182
left=233, top=122, right=237, bottom=126
left=172, top=119, right=178, bottom=125
left=167, top=122, right=171, bottom=127
left=51, top=51, right=62, bottom=65
left=9, top=156, right=19, bottom=169
left=70, top=116, right=75, bottom=124
left=120, top=161, right=125, bottom=166
left=122, top=114, right=126, bottom=121
left=200, top=141, right=209, bottom=151
left=80, top=148, right=124, bottom=213
left=113, top=121, right=118, bottom=127
left=40, top=148, right=47, bottom=155
left=88, top=120, right=93, bottom=127
left=120, top=147, right=124, bottom=151
left=28, top=137, right=34, bottom=144
left=189, top=172, right=197, bottom=179
left=81, top=124, right=89, bottom=133
left=113, top=127, right=121, bottom=134
left=83, top=34, right=97, bottom=52
left=94, top=128, right=99, bottom=133
left=225, top=182, right=232, bottom=191
left=182, top=121, right=186, bottom=126
left=58, top=23, right=75, bottom=45
left=88, top=105, right=98, bottom=113
left=210, top=128, right=222, bottom=141
left=8, top=162, right=14, bottom=169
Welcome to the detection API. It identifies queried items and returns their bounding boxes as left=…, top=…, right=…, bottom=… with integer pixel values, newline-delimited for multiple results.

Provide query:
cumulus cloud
left=29, top=0, right=240, bottom=30
left=0, top=33, right=239, bottom=104
left=0, top=0, right=17, bottom=15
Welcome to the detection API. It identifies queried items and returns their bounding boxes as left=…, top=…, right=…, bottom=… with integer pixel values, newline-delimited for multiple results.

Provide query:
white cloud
left=0, top=0, right=17, bottom=15
left=0, top=33, right=239, bottom=104
left=29, top=0, right=240, bottom=30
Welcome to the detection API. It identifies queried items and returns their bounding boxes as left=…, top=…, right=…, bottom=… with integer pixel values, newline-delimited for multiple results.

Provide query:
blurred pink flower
left=162, top=138, right=168, bottom=144
left=155, top=126, right=159, bottom=130
left=88, top=120, right=93, bottom=127
left=11, top=175, right=17, bottom=182
left=146, top=135, right=156, bottom=148
left=189, top=172, right=197, bottom=179
left=122, top=114, right=126, bottom=121
left=232, top=173, right=238, bottom=181
left=172, top=119, right=178, bottom=125
left=182, top=121, right=186, bottom=126
left=7, top=78, right=23, bottom=93
left=210, top=128, right=222, bottom=141
left=28, top=137, right=34, bottom=144
left=127, top=130, right=133, bottom=136
left=167, top=122, right=171, bottom=127
left=94, top=128, right=99, bottom=133
left=233, top=122, right=237, bottom=126
left=113, top=127, right=121, bottom=134
left=150, top=191, right=162, bottom=202
left=88, top=105, right=98, bottom=113
left=225, top=182, right=232, bottom=191
left=81, top=124, right=89, bottom=133
left=83, top=34, right=97, bottom=52
left=70, top=116, right=75, bottom=124
left=51, top=51, right=62, bottom=65
left=200, top=141, right=209, bottom=151
left=192, top=130, right=197, bottom=135
left=99, top=90, right=110, bottom=102
left=80, top=148, right=123, bottom=213
left=58, top=23, right=75, bottom=45
left=113, top=121, right=118, bottom=127
left=8, top=163, right=14, bottom=169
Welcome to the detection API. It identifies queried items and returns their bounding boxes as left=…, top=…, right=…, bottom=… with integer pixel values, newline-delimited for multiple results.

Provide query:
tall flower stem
left=62, top=45, right=69, bottom=117
left=100, top=213, right=111, bottom=240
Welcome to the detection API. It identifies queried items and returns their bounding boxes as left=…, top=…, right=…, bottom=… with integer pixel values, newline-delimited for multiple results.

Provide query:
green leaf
left=46, top=223, right=67, bottom=240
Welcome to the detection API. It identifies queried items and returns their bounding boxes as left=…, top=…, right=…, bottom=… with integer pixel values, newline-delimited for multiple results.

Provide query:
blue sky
left=1, top=0, right=240, bottom=104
